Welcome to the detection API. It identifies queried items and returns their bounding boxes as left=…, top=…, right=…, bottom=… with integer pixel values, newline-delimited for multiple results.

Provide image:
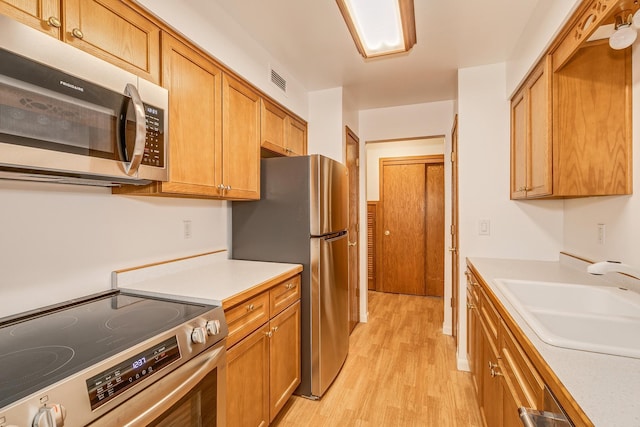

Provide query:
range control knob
left=32, top=404, right=66, bottom=427
left=206, top=319, right=221, bottom=336
left=191, top=326, right=207, bottom=344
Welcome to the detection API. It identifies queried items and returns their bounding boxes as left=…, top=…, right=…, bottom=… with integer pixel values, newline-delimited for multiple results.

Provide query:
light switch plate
left=479, top=219, right=490, bottom=236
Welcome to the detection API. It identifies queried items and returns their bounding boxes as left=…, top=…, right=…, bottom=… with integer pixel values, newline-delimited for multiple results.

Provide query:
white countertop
left=113, top=251, right=302, bottom=306
left=468, top=255, right=640, bottom=427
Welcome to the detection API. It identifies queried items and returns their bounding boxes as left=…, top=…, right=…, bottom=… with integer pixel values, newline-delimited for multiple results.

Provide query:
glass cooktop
left=0, top=292, right=213, bottom=410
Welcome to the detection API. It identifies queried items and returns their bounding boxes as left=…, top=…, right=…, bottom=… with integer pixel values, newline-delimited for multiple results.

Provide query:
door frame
left=378, top=154, right=445, bottom=296
left=345, top=126, right=360, bottom=333
left=451, top=115, right=459, bottom=345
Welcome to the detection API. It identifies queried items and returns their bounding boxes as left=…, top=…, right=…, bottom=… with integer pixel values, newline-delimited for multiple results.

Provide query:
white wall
left=308, top=87, right=345, bottom=163
left=0, top=181, right=227, bottom=318
left=366, top=137, right=445, bottom=201
left=359, top=101, right=455, bottom=333
left=506, top=0, right=580, bottom=96
left=562, top=44, right=640, bottom=268
left=135, top=0, right=308, bottom=119
left=456, top=62, right=564, bottom=369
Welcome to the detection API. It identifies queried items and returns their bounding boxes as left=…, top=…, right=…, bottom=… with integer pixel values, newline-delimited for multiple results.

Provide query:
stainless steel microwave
left=0, top=15, right=168, bottom=187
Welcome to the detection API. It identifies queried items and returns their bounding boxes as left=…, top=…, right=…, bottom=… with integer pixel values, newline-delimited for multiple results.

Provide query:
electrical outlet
left=183, top=220, right=192, bottom=239
left=597, top=223, right=605, bottom=245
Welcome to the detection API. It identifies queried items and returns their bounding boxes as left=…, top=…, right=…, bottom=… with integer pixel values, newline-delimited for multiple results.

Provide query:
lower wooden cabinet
left=466, top=268, right=546, bottom=427
left=225, top=276, right=301, bottom=426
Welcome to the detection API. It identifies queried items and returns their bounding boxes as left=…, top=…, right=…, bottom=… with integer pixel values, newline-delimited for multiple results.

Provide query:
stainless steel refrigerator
left=232, top=154, right=349, bottom=399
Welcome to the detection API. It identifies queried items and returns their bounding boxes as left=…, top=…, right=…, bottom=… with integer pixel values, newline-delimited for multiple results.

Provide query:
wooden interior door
left=380, top=156, right=444, bottom=297
left=346, top=127, right=360, bottom=334
left=451, top=115, right=459, bottom=342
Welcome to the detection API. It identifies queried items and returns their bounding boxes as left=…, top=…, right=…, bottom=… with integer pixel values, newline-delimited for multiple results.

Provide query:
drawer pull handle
left=467, top=303, right=476, bottom=309
left=286, top=283, right=294, bottom=290
left=272, top=326, right=279, bottom=333
left=490, top=367, right=503, bottom=378
left=488, top=361, right=498, bottom=369
left=247, top=304, right=255, bottom=312
left=265, top=331, right=273, bottom=338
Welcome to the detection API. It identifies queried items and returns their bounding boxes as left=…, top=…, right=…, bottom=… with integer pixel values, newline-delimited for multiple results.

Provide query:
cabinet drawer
left=478, top=286, right=499, bottom=346
left=499, top=320, right=544, bottom=409
left=225, top=292, right=270, bottom=348
left=270, top=275, right=300, bottom=316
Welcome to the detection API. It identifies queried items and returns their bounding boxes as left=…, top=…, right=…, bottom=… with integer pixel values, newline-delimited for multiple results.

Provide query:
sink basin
left=493, top=279, right=640, bottom=359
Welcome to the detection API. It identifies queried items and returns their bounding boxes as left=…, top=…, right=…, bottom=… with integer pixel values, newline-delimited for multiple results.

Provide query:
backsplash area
left=0, top=180, right=229, bottom=319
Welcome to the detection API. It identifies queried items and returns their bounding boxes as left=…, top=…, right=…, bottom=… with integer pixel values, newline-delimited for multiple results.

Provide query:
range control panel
left=86, top=336, right=180, bottom=410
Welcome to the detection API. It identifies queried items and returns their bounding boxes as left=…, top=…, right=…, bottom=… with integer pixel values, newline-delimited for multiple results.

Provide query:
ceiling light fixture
left=609, top=10, right=638, bottom=49
left=336, top=0, right=416, bottom=58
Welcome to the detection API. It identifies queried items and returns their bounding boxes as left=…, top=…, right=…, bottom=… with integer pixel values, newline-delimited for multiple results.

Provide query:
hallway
left=272, top=292, right=482, bottom=426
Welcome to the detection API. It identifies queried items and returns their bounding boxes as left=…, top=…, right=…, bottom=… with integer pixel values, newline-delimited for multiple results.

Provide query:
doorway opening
left=365, top=137, right=446, bottom=298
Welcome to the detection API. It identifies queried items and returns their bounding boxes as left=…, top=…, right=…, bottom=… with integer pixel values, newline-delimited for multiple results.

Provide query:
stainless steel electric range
left=0, top=290, right=228, bottom=426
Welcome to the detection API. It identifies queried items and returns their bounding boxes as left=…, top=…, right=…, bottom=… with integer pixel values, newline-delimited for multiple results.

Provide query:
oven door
left=88, top=341, right=226, bottom=427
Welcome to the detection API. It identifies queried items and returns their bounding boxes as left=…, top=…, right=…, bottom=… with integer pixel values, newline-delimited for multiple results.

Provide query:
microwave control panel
left=142, top=103, right=165, bottom=168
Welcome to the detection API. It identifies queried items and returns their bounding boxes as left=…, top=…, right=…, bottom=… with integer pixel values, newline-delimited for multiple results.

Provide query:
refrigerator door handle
left=321, top=231, right=347, bottom=241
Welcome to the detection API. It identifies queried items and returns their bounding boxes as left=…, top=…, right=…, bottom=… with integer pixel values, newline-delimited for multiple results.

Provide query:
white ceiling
left=190, top=0, right=540, bottom=110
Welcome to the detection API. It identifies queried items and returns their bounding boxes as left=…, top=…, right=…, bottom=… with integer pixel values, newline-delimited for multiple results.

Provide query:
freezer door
left=310, top=155, right=348, bottom=236
left=310, top=231, right=349, bottom=397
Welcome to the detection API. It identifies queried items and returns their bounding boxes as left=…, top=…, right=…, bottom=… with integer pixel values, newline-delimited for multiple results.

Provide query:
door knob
left=348, top=241, right=357, bottom=247
left=384, top=230, right=390, bottom=236
left=449, top=247, right=457, bottom=253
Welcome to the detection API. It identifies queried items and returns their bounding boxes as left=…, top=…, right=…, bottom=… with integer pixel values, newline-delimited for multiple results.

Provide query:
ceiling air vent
left=269, top=66, right=287, bottom=94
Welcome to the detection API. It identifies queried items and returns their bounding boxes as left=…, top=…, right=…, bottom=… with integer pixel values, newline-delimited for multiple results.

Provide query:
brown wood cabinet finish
left=0, top=0, right=60, bottom=37
left=222, top=73, right=261, bottom=200
left=269, top=301, right=301, bottom=422
left=226, top=324, right=271, bottom=427
left=225, top=275, right=301, bottom=426
left=0, top=0, right=160, bottom=82
left=552, top=42, right=632, bottom=196
left=510, top=56, right=552, bottom=199
left=260, top=98, right=307, bottom=157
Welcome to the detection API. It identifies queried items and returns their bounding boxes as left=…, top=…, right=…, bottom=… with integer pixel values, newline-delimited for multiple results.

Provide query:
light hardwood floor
left=272, top=291, right=482, bottom=427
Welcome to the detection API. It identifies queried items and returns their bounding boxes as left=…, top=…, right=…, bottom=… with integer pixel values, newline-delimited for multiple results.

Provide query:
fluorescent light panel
left=337, top=0, right=416, bottom=58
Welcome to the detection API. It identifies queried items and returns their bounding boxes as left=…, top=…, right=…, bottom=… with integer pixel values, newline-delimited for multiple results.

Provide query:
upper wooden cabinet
left=0, top=0, right=60, bottom=37
left=222, top=73, right=261, bottom=200
left=510, top=56, right=552, bottom=199
left=511, top=12, right=633, bottom=199
left=113, top=33, right=226, bottom=198
left=0, top=0, right=160, bottom=83
left=261, top=98, right=307, bottom=157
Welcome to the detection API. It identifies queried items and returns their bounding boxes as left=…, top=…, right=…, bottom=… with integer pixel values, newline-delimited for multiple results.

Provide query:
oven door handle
left=89, top=342, right=226, bottom=427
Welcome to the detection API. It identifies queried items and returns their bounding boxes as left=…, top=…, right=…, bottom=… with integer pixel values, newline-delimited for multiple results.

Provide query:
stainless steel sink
left=493, top=279, right=640, bottom=359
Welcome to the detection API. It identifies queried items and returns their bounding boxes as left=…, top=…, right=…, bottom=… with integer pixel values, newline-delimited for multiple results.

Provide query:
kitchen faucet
left=587, top=261, right=640, bottom=279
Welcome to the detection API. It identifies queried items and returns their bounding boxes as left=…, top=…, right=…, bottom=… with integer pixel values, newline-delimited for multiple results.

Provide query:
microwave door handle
left=122, top=83, right=146, bottom=176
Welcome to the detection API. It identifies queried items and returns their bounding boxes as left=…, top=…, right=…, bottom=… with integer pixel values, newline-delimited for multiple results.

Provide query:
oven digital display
left=86, top=336, right=181, bottom=410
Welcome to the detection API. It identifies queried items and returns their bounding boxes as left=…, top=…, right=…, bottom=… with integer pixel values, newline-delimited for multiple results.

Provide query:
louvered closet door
left=367, top=202, right=378, bottom=291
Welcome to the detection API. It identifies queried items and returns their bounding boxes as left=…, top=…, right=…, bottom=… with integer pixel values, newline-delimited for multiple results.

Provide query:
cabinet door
left=466, top=287, right=480, bottom=395
left=510, top=90, right=527, bottom=199
left=260, top=98, right=288, bottom=156
left=480, top=321, right=503, bottom=427
left=269, top=300, right=301, bottom=422
left=526, top=58, right=552, bottom=197
left=287, top=116, right=307, bottom=156
left=222, top=73, right=260, bottom=200
left=227, top=325, right=270, bottom=427
left=0, top=0, right=60, bottom=37
left=159, top=33, right=223, bottom=197
left=63, top=0, right=160, bottom=83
